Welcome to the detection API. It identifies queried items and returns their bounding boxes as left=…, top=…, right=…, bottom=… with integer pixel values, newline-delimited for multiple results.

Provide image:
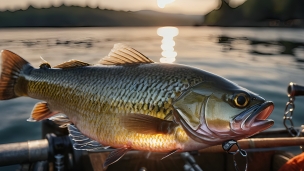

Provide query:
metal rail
left=287, top=82, right=304, bottom=97
left=0, top=139, right=48, bottom=166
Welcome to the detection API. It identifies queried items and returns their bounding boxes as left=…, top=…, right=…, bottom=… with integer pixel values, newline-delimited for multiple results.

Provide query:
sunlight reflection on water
left=157, top=27, right=179, bottom=63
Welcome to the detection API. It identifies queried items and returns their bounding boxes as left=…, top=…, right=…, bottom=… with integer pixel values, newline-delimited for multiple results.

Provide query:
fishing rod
left=200, top=137, right=304, bottom=153
left=0, top=139, right=48, bottom=166
left=0, top=133, right=304, bottom=166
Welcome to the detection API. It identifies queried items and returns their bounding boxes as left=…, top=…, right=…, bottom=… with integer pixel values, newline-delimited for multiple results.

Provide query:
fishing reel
left=0, top=120, right=92, bottom=171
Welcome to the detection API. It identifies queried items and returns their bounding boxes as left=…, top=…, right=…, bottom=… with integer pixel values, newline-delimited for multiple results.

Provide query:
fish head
left=173, top=78, right=274, bottom=144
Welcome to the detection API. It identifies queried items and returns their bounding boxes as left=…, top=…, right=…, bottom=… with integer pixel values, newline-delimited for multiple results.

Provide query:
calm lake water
left=0, top=26, right=304, bottom=169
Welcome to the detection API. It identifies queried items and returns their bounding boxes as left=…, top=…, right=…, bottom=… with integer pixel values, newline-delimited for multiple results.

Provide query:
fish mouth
left=232, top=101, right=274, bottom=135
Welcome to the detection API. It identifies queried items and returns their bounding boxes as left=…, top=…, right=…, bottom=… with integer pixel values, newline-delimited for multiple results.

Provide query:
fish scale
left=25, top=64, right=203, bottom=150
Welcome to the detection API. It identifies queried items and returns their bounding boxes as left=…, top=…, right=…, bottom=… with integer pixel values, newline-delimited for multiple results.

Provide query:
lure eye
left=234, top=93, right=249, bottom=108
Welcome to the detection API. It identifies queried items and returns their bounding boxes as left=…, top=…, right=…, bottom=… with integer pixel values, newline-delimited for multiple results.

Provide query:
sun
left=157, top=0, right=175, bottom=8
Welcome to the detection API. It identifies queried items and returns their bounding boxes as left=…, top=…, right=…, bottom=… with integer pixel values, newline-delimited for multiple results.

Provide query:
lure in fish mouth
left=0, top=43, right=274, bottom=168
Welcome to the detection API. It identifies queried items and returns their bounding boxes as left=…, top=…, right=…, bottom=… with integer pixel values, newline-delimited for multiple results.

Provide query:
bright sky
left=1, top=0, right=247, bottom=15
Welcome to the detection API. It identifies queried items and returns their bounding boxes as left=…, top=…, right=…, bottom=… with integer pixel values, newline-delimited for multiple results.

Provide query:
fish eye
left=234, top=93, right=249, bottom=108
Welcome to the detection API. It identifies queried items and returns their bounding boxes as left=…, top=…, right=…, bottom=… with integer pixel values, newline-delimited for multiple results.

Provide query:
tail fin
left=0, top=50, right=30, bottom=100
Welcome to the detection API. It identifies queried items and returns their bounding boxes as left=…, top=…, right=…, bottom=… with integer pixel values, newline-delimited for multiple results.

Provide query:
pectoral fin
left=103, top=147, right=131, bottom=168
left=27, top=102, right=59, bottom=122
left=121, top=114, right=178, bottom=134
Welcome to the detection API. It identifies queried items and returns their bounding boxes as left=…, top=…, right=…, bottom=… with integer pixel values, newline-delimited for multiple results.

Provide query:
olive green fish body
left=25, top=64, right=205, bottom=151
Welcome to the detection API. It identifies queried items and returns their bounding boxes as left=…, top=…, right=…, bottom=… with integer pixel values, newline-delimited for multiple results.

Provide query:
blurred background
left=0, top=0, right=304, bottom=170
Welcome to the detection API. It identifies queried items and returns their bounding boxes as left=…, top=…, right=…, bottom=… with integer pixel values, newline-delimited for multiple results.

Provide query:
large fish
left=0, top=43, right=274, bottom=167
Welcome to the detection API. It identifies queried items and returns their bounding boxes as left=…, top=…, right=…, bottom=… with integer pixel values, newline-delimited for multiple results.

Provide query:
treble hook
left=222, top=140, right=248, bottom=171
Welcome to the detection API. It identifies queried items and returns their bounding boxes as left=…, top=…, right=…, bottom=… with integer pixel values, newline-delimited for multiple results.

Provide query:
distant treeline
left=0, top=5, right=202, bottom=27
left=203, top=0, right=304, bottom=27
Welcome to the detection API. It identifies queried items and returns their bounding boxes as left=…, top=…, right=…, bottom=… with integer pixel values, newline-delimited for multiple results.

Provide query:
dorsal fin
left=53, top=60, right=90, bottom=69
left=99, top=43, right=154, bottom=65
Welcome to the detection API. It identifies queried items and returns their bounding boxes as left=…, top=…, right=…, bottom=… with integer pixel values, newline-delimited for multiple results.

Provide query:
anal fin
left=68, top=125, right=109, bottom=151
left=27, top=102, right=59, bottom=122
left=103, top=147, right=131, bottom=168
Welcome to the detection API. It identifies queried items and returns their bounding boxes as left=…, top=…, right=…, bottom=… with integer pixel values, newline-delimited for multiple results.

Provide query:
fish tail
left=0, top=50, right=32, bottom=100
